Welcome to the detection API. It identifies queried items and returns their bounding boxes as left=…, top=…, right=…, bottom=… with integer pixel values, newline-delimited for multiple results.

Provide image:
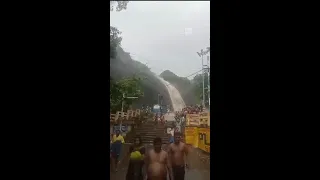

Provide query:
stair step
left=141, top=138, right=169, bottom=141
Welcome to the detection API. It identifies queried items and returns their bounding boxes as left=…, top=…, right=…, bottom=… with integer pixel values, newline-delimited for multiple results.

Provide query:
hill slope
left=110, top=47, right=171, bottom=109
left=160, top=70, right=198, bottom=105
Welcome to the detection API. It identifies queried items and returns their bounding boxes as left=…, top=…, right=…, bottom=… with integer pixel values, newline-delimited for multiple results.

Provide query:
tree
left=193, top=72, right=210, bottom=106
left=110, top=1, right=129, bottom=11
left=110, top=1, right=129, bottom=58
left=110, top=26, right=122, bottom=58
left=110, top=76, right=144, bottom=113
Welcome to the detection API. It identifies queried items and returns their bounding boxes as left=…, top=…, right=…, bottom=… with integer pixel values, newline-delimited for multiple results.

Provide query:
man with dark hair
left=144, top=137, right=173, bottom=180
left=167, top=132, right=190, bottom=180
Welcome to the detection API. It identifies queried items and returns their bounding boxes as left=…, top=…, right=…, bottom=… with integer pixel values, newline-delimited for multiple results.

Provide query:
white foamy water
left=156, top=76, right=186, bottom=112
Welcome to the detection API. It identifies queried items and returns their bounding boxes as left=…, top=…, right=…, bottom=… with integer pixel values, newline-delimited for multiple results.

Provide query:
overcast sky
left=110, top=1, right=210, bottom=78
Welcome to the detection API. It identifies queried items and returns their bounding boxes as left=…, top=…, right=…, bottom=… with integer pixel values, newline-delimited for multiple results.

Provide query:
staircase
left=135, top=120, right=170, bottom=144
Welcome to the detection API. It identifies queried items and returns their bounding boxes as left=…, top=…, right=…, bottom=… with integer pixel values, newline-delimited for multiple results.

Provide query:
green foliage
left=110, top=76, right=144, bottom=113
left=109, top=2, right=172, bottom=111
left=110, top=47, right=172, bottom=110
left=110, top=26, right=122, bottom=58
left=110, top=1, right=129, bottom=11
left=110, top=1, right=129, bottom=58
left=193, top=72, right=210, bottom=106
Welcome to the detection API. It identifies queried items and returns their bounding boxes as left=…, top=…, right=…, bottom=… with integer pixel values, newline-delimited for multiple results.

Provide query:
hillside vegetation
left=160, top=70, right=209, bottom=106
left=110, top=47, right=172, bottom=112
left=110, top=1, right=172, bottom=113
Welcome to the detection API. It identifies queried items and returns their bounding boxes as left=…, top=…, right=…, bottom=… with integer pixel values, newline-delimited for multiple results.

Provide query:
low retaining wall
left=184, top=126, right=210, bottom=153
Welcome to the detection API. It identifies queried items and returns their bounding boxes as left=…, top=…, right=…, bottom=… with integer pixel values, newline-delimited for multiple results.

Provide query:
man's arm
left=167, top=144, right=172, bottom=158
left=183, top=143, right=190, bottom=168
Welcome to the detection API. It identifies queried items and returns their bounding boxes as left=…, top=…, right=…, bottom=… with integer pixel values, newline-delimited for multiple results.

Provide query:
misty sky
left=110, top=1, right=210, bottom=78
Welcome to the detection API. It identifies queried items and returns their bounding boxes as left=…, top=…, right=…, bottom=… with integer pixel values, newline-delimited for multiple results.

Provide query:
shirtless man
left=167, top=132, right=190, bottom=180
left=144, top=137, right=173, bottom=180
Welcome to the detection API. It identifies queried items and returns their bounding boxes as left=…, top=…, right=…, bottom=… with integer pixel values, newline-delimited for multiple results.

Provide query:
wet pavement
left=110, top=144, right=210, bottom=180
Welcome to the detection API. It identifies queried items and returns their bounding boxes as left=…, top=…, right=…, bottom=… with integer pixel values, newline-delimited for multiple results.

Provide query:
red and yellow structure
left=184, top=111, right=210, bottom=153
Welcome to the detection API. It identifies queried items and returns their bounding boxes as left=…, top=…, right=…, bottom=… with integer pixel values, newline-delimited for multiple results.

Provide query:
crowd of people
left=174, top=105, right=203, bottom=121
left=110, top=104, right=199, bottom=180
left=153, top=113, right=166, bottom=126
left=111, top=132, right=190, bottom=180
left=182, top=105, right=203, bottom=114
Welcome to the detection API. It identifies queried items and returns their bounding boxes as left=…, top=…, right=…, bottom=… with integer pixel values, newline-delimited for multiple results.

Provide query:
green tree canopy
left=110, top=76, right=144, bottom=113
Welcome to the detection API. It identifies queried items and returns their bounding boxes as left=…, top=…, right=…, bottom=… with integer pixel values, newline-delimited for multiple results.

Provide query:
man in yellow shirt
left=112, top=130, right=125, bottom=143
left=111, top=130, right=125, bottom=172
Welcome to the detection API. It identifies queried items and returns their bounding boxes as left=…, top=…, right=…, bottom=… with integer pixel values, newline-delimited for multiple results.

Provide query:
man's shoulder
left=161, top=149, right=168, bottom=155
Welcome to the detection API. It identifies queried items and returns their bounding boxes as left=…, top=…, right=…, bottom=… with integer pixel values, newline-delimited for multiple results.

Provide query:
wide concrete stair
left=134, top=120, right=170, bottom=144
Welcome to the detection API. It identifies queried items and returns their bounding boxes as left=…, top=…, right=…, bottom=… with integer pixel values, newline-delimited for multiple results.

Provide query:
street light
left=120, top=93, right=139, bottom=132
left=121, top=93, right=139, bottom=112
left=197, top=47, right=210, bottom=108
left=207, top=55, right=210, bottom=108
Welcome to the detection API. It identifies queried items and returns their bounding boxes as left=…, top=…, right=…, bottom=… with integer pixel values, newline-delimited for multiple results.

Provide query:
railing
left=110, top=109, right=152, bottom=143
left=110, top=109, right=143, bottom=124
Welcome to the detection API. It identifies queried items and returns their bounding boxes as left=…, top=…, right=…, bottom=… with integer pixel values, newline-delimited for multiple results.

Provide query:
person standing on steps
left=160, top=114, right=165, bottom=126
left=167, top=132, right=190, bottom=180
left=144, top=137, right=173, bottom=180
left=169, top=132, right=174, bottom=144
left=111, top=130, right=125, bottom=172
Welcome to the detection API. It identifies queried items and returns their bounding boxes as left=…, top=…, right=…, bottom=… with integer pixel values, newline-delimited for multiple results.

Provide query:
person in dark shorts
left=111, top=130, right=125, bottom=172
left=167, top=132, right=190, bottom=180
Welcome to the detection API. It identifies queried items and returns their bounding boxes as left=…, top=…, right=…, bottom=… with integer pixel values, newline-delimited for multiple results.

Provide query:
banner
left=198, top=127, right=210, bottom=153
left=184, top=127, right=198, bottom=148
left=113, top=125, right=128, bottom=133
left=186, top=114, right=200, bottom=126
left=199, top=112, right=210, bottom=126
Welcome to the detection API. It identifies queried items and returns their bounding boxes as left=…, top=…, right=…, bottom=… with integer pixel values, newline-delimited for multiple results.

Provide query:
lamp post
left=206, top=47, right=210, bottom=108
left=207, top=55, right=210, bottom=107
left=120, top=93, right=138, bottom=132
left=197, top=47, right=210, bottom=108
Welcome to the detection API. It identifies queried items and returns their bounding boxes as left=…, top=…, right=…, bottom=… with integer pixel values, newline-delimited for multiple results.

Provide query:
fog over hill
left=110, top=47, right=172, bottom=109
